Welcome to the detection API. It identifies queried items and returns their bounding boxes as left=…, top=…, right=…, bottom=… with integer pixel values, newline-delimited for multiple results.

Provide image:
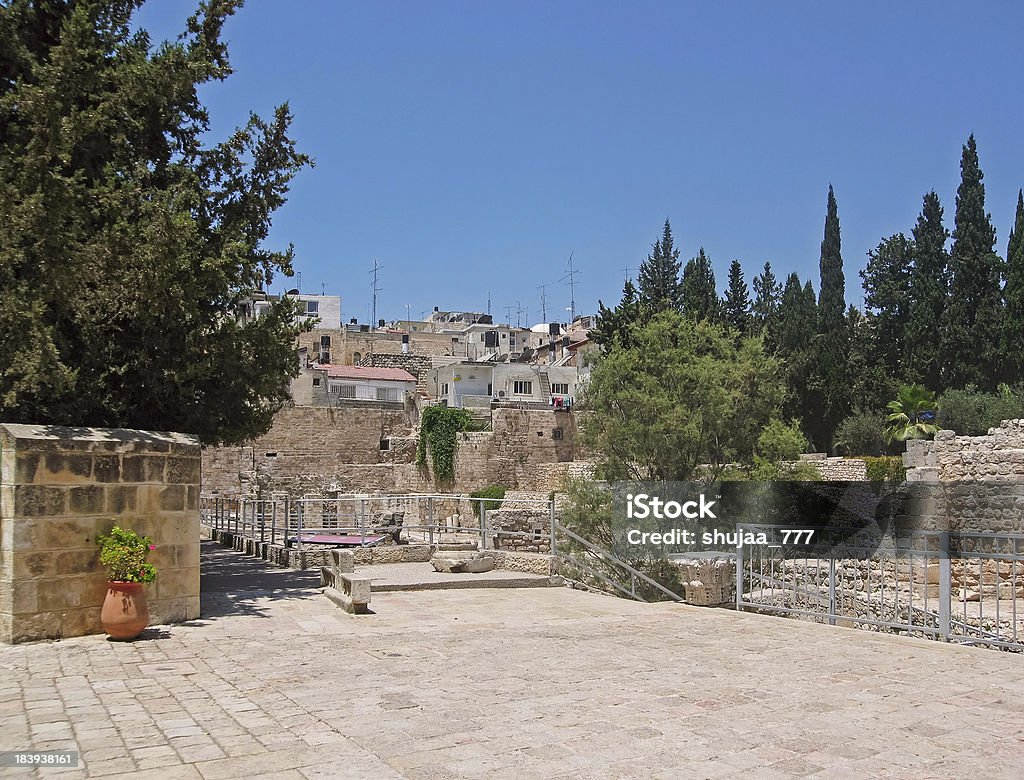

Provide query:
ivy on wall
left=416, top=406, right=479, bottom=482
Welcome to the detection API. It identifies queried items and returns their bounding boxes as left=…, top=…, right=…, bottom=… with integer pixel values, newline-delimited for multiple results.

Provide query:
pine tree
left=861, top=234, right=914, bottom=378
left=723, top=259, right=751, bottom=334
left=637, top=219, right=683, bottom=314
left=941, top=135, right=1004, bottom=390
left=681, top=248, right=719, bottom=322
left=905, top=192, right=949, bottom=390
left=1003, top=190, right=1024, bottom=384
left=593, top=279, right=640, bottom=353
left=752, top=260, right=782, bottom=341
left=813, top=185, right=850, bottom=448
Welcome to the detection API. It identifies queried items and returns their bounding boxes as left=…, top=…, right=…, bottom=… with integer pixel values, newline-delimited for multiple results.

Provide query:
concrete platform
left=361, top=561, right=563, bottom=592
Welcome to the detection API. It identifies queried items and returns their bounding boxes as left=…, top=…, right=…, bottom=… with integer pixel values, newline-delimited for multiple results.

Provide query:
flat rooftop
left=1, top=543, right=1022, bottom=778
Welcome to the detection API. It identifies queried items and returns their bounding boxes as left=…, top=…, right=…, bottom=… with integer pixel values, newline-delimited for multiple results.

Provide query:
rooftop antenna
left=369, top=260, right=382, bottom=330
left=297, top=271, right=302, bottom=293
left=487, top=291, right=491, bottom=317
left=538, top=284, right=548, bottom=321
left=560, top=251, right=578, bottom=321
left=503, top=304, right=514, bottom=325
left=321, top=282, right=326, bottom=296
left=623, top=263, right=631, bottom=283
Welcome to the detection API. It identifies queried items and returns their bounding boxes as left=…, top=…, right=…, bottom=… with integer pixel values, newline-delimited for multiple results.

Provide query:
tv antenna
left=369, top=260, right=382, bottom=328
left=560, top=251, right=578, bottom=322
left=538, top=284, right=548, bottom=321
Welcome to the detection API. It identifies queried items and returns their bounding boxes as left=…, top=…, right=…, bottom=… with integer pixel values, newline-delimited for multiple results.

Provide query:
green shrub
left=939, top=384, right=1024, bottom=436
left=97, top=526, right=157, bottom=583
left=755, top=419, right=807, bottom=463
left=861, top=456, right=906, bottom=484
left=470, top=485, right=508, bottom=519
left=834, top=410, right=887, bottom=456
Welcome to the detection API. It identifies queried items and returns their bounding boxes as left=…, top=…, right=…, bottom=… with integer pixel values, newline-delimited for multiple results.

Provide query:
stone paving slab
left=1, top=543, right=1024, bottom=778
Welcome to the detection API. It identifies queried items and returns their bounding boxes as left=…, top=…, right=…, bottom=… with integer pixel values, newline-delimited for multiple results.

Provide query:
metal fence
left=736, top=523, right=1024, bottom=651
left=200, top=493, right=686, bottom=603
left=201, top=493, right=558, bottom=551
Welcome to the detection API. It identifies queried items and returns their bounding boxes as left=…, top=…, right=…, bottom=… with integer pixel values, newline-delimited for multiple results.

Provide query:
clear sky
left=134, top=1, right=1024, bottom=326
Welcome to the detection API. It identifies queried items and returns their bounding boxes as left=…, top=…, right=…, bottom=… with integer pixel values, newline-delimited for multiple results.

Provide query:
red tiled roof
left=318, top=364, right=417, bottom=382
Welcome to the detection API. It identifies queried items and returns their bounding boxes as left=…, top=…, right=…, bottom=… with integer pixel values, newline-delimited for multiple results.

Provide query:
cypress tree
left=723, top=259, right=751, bottom=334
left=637, top=219, right=683, bottom=314
left=752, top=260, right=782, bottom=346
left=681, top=248, right=719, bottom=322
left=814, top=185, right=850, bottom=447
left=775, top=274, right=818, bottom=434
left=905, top=192, right=949, bottom=390
left=941, top=135, right=1004, bottom=390
left=1003, top=190, right=1024, bottom=384
left=593, top=279, right=640, bottom=353
left=861, top=234, right=914, bottom=379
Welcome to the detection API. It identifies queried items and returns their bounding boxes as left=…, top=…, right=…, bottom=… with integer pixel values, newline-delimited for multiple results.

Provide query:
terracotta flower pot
left=100, top=581, right=149, bottom=640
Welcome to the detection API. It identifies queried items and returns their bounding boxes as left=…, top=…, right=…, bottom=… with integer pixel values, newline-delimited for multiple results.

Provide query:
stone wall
left=202, top=406, right=580, bottom=497
left=905, top=420, right=1024, bottom=482
left=0, top=424, right=201, bottom=643
left=794, top=454, right=868, bottom=480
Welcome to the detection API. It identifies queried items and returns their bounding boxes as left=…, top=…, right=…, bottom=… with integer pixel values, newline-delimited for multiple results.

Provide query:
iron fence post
left=828, top=558, right=837, bottom=626
left=549, top=498, right=557, bottom=559
left=735, top=533, right=744, bottom=611
left=939, top=531, right=951, bottom=641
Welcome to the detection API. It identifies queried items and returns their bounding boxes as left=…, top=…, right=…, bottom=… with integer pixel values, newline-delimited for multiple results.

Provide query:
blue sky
left=135, top=1, right=1024, bottom=325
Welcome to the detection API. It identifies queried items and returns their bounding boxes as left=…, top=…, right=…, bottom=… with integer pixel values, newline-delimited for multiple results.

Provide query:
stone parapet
left=1, top=424, right=201, bottom=643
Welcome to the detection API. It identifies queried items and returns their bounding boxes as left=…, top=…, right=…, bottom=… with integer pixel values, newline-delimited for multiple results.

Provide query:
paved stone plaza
left=2, top=543, right=1024, bottom=779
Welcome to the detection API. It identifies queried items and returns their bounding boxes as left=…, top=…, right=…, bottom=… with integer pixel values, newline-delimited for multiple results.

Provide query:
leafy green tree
left=813, top=184, right=850, bottom=448
left=0, top=0, right=311, bottom=443
left=680, top=248, right=720, bottom=322
left=861, top=234, right=914, bottom=378
left=752, top=261, right=782, bottom=343
left=593, top=279, right=640, bottom=353
left=1003, top=190, right=1024, bottom=384
left=883, top=384, right=940, bottom=444
left=637, top=219, right=683, bottom=314
left=905, top=191, right=949, bottom=390
left=723, top=259, right=751, bottom=334
left=755, top=419, right=807, bottom=463
left=580, top=311, right=786, bottom=482
left=941, top=135, right=1004, bottom=390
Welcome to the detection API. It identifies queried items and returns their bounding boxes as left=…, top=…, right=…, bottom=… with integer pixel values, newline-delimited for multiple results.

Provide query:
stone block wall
left=0, top=424, right=201, bottom=643
left=202, top=406, right=580, bottom=497
left=793, top=454, right=868, bottom=480
left=905, top=420, right=1024, bottom=482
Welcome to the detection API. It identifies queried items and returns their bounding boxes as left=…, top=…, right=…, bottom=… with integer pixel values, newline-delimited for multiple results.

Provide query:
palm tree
left=883, top=384, right=940, bottom=444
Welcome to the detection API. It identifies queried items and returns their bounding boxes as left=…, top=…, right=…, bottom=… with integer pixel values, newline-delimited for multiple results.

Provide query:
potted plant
left=97, top=526, right=157, bottom=640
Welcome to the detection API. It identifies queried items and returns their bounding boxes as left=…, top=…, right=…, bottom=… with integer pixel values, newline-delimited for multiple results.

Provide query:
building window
left=551, top=383, right=570, bottom=395
left=552, top=428, right=563, bottom=440
left=513, top=380, right=533, bottom=395
left=376, top=387, right=399, bottom=402
left=312, top=377, right=321, bottom=387
left=352, top=351, right=361, bottom=364
left=330, top=383, right=356, bottom=398
left=441, top=383, right=449, bottom=396
left=306, top=300, right=319, bottom=314
left=320, top=335, right=331, bottom=348
left=379, top=438, right=390, bottom=451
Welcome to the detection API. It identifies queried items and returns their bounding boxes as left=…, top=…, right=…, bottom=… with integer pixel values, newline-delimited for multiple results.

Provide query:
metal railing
left=736, top=523, right=1024, bottom=651
left=200, top=492, right=686, bottom=604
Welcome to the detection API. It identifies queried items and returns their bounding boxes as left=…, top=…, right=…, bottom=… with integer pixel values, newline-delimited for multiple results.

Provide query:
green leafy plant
left=861, top=456, right=907, bottom=484
left=834, top=409, right=888, bottom=456
left=416, top=406, right=480, bottom=482
left=97, top=526, right=157, bottom=584
left=883, top=384, right=940, bottom=444
left=470, top=485, right=508, bottom=519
